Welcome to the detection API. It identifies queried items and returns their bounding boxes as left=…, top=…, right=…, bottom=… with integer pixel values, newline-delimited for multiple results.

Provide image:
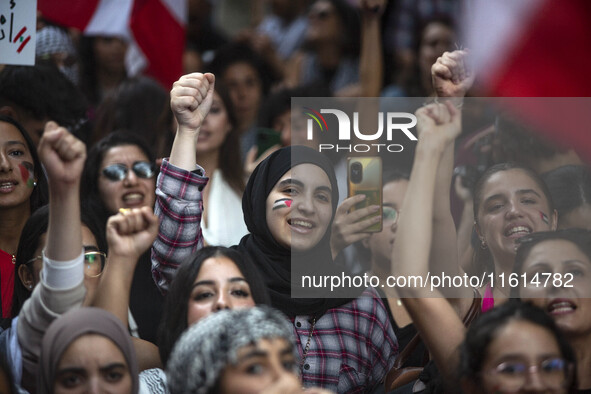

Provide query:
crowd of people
left=0, top=0, right=589, bottom=393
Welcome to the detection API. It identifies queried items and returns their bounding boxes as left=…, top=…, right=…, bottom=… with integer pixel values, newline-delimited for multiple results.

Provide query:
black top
left=378, top=288, right=428, bottom=368
left=129, top=251, right=164, bottom=343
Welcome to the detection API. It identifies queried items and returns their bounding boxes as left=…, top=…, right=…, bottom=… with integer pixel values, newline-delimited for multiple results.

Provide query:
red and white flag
left=38, top=0, right=186, bottom=90
left=464, top=0, right=591, bottom=161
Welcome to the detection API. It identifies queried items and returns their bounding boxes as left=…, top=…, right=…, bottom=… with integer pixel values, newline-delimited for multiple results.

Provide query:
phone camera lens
left=350, top=162, right=363, bottom=184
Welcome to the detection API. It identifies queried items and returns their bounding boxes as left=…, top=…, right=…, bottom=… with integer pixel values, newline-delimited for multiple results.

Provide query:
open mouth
left=122, top=192, right=145, bottom=206
left=504, top=225, right=532, bottom=238
left=0, top=180, right=17, bottom=192
left=288, top=218, right=315, bottom=232
left=547, top=299, right=577, bottom=315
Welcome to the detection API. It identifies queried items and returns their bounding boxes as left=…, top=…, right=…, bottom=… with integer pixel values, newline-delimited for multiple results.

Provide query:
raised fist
left=37, top=121, right=86, bottom=185
left=432, top=50, right=474, bottom=99
left=415, top=102, right=462, bottom=148
left=106, top=206, right=159, bottom=260
left=170, top=73, right=216, bottom=132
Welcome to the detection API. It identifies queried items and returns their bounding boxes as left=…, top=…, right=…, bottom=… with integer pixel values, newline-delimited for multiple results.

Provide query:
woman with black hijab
left=152, top=73, right=397, bottom=392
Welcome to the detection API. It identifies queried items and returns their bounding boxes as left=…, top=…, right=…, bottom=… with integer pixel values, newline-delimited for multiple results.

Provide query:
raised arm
left=93, top=207, right=160, bottom=370
left=17, top=123, right=86, bottom=391
left=169, top=73, right=215, bottom=170
left=151, top=73, right=213, bottom=293
left=96, top=207, right=159, bottom=325
left=42, top=124, right=86, bottom=261
left=359, top=0, right=386, bottom=97
left=393, top=102, right=466, bottom=380
left=429, top=50, right=474, bottom=298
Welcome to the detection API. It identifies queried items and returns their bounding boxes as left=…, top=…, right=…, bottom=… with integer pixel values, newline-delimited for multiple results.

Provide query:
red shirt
left=0, top=248, right=15, bottom=318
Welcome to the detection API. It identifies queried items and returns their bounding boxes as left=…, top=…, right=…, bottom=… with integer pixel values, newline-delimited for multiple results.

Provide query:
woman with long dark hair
left=135, top=246, right=270, bottom=392
left=1, top=124, right=87, bottom=393
left=0, top=115, right=48, bottom=320
left=81, top=131, right=163, bottom=344
left=78, top=35, right=128, bottom=109
left=157, top=246, right=270, bottom=366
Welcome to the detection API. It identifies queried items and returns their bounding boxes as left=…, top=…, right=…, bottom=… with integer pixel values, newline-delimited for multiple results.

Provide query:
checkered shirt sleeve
left=151, top=159, right=208, bottom=294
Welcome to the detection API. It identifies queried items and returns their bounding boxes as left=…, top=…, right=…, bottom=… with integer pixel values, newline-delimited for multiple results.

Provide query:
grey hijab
left=38, top=307, right=139, bottom=394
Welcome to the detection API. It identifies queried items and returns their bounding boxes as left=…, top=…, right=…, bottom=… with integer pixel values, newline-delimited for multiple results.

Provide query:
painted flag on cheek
left=273, top=198, right=292, bottom=210
left=18, top=162, right=35, bottom=188
left=540, top=211, right=549, bottom=225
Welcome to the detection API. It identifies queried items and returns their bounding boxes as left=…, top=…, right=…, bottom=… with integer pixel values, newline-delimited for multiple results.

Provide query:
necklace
left=11, top=254, right=16, bottom=264
left=300, top=317, right=316, bottom=373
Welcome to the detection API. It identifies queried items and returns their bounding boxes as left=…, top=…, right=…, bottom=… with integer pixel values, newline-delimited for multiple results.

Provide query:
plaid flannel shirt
left=151, top=159, right=208, bottom=294
left=295, top=287, right=398, bottom=393
left=151, top=160, right=398, bottom=392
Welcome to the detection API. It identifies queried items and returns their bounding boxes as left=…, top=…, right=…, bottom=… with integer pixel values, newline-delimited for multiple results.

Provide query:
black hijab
left=238, top=145, right=357, bottom=318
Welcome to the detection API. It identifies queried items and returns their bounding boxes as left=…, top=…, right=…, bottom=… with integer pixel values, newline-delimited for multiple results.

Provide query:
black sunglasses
left=101, top=161, right=155, bottom=182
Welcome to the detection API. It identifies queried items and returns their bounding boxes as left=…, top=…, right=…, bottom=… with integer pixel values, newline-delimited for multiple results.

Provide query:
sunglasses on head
left=101, top=161, right=155, bottom=182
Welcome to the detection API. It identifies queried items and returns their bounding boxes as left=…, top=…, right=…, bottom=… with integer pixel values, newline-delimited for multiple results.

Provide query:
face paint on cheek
left=272, top=198, right=292, bottom=210
left=540, top=211, right=549, bottom=225
left=18, top=162, right=35, bottom=188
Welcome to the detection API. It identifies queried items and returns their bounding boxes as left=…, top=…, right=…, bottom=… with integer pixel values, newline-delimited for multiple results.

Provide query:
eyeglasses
left=82, top=251, right=107, bottom=277
left=484, top=357, right=572, bottom=391
left=26, top=250, right=107, bottom=278
left=101, top=161, right=155, bottom=182
left=382, top=206, right=400, bottom=224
